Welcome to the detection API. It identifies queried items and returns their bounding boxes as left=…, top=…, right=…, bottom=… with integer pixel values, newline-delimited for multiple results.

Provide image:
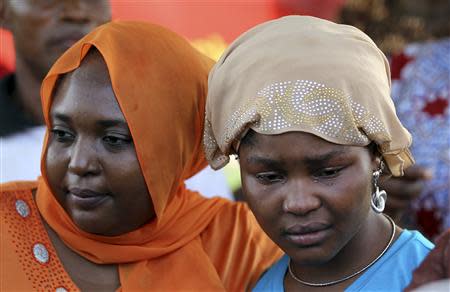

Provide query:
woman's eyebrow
left=246, top=156, right=283, bottom=168
left=97, top=119, right=128, bottom=128
left=50, top=112, right=128, bottom=129
left=51, top=113, right=71, bottom=123
left=303, top=149, right=350, bottom=166
left=247, top=148, right=350, bottom=166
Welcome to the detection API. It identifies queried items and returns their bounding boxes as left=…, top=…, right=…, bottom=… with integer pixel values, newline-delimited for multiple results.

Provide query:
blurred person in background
left=275, top=0, right=346, bottom=20
left=0, top=0, right=232, bottom=199
left=0, top=0, right=110, bottom=182
left=0, top=63, right=9, bottom=77
left=339, top=0, right=450, bottom=239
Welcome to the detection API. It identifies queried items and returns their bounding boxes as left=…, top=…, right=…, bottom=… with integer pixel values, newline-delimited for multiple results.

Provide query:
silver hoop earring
left=371, top=168, right=387, bottom=213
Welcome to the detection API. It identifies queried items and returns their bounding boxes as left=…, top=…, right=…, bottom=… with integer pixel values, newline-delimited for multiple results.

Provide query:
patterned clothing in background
left=391, top=38, right=450, bottom=238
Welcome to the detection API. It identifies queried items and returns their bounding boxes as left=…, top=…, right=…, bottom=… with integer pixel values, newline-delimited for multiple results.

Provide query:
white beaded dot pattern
left=204, top=79, right=391, bottom=169
left=33, top=243, right=49, bottom=264
left=15, top=199, right=30, bottom=218
left=254, top=80, right=386, bottom=143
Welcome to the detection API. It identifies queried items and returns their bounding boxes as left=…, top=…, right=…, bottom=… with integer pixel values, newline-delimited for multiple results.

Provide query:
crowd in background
left=0, top=0, right=448, bottom=290
left=1, top=0, right=448, bottom=248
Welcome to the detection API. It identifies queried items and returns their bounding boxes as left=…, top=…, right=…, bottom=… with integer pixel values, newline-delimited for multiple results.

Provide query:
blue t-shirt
left=253, top=230, right=433, bottom=292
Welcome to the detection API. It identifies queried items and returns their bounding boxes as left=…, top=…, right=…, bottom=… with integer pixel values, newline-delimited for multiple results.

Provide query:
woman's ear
left=367, top=142, right=381, bottom=171
left=370, top=150, right=392, bottom=181
left=372, top=155, right=381, bottom=170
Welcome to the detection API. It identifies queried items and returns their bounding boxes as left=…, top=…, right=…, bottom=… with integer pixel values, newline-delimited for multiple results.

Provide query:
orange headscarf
left=33, top=21, right=276, bottom=291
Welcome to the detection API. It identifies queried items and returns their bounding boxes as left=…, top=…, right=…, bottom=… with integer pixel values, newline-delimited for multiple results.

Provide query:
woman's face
left=46, top=53, right=155, bottom=236
left=239, top=131, right=377, bottom=265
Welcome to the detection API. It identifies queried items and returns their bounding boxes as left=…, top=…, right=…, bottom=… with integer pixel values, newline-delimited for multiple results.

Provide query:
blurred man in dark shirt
left=0, top=0, right=111, bottom=182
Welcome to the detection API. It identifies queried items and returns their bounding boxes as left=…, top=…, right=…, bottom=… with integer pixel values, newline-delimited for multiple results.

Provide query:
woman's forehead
left=50, top=56, right=123, bottom=123
left=72, top=49, right=111, bottom=83
left=242, top=131, right=354, bottom=154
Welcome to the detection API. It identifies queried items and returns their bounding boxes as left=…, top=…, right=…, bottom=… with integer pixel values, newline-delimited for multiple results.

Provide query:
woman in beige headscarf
left=205, top=16, right=434, bottom=291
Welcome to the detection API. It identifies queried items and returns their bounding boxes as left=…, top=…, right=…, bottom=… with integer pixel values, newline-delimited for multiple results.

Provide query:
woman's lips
left=67, top=188, right=109, bottom=210
left=284, top=223, right=332, bottom=247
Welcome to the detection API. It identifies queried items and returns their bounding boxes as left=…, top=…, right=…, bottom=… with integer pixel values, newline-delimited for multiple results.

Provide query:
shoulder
left=207, top=201, right=258, bottom=233
left=348, top=230, right=434, bottom=291
left=208, top=201, right=279, bottom=247
left=378, top=229, right=434, bottom=271
left=253, top=254, right=288, bottom=292
left=387, top=229, right=434, bottom=271
left=0, top=180, right=77, bottom=291
left=1, top=181, right=38, bottom=201
left=200, top=200, right=254, bottom=244
left=1, top=181, right=38, bottom=215
left=405, top=229, right=450, bottom=290
left=202, top=201, right=273, bottom=253
left=201, top=201, right=282, bottom=291
left=1, top=180, right=39, bottom=241
left=394, top=229, right=435, bottom=254
left=1, top=180, right=39, bottom=193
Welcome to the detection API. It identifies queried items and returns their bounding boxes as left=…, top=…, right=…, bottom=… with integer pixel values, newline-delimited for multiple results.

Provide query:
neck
left=290, top=212, right=395, bottom=285
left=13, top=56, right=46, bottom=124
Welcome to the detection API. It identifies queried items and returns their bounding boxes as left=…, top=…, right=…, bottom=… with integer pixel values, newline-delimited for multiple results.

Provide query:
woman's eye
left=103, top=135, right=132, bottom=147
left=51, top=129, right=74, bottom=142
left=313, top=167, right=344, bottom=179
left=255, top=172, right=285, bottom=184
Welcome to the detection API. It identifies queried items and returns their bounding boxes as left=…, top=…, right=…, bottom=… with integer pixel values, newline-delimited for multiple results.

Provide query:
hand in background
left=381, top=165, right=433, bottom=221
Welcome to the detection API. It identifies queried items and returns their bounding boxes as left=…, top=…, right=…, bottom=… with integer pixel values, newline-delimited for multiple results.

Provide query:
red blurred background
left=0, top=0, right=345, bottom=74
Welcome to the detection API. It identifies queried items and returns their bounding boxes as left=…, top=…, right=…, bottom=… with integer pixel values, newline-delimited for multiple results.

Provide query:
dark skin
left=233, top=151, right=432, bottom=224
left=40, top=213, right=120, bottom=292
left=42, top=51, right=156, bottom=290
left=239, top=130, right=401, bottom=291
left=0, top=0, right=110, bottom=123
left=380, top=165, right=432, bottom=221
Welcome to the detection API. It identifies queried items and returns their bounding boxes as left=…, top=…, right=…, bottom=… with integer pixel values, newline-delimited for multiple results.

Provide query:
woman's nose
left=68, top=138, right=101, bottom=176
left=282, top=179, right=321, bottom=216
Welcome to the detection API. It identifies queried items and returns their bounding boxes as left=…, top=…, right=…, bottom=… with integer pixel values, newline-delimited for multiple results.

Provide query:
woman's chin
left=287, top=245, right=339, bottom=266
left=69, top=209, right=115, bottom=236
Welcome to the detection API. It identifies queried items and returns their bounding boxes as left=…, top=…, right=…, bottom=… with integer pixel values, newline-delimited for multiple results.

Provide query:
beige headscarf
left=205, top=16, right=413, bottom=176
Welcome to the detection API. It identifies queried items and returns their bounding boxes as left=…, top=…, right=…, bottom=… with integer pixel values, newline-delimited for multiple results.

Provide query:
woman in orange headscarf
left=0, top=21, right=280, bottom=291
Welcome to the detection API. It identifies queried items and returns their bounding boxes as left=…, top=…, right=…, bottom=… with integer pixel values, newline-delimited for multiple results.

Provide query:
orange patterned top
left=1, top=181, right=282, bottom=291
left=1, top=181, right=78, bottom=291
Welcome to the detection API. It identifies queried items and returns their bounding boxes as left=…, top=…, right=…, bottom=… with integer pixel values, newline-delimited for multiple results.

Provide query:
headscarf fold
left=35, top=21, right=231, bottom=291
left=205, top=16, right=414, bottom=176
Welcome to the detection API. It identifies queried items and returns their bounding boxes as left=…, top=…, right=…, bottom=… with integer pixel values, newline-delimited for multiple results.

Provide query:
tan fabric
left=205, top=16, right=414, bottom=176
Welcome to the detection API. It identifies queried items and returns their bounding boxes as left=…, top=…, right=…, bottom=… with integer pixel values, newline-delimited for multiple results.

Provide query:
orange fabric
left=1, top=183, right=280, bottom=291
left=0, top=20, right=281, bottom=291
left=1, top=182, right=78, bottom=291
